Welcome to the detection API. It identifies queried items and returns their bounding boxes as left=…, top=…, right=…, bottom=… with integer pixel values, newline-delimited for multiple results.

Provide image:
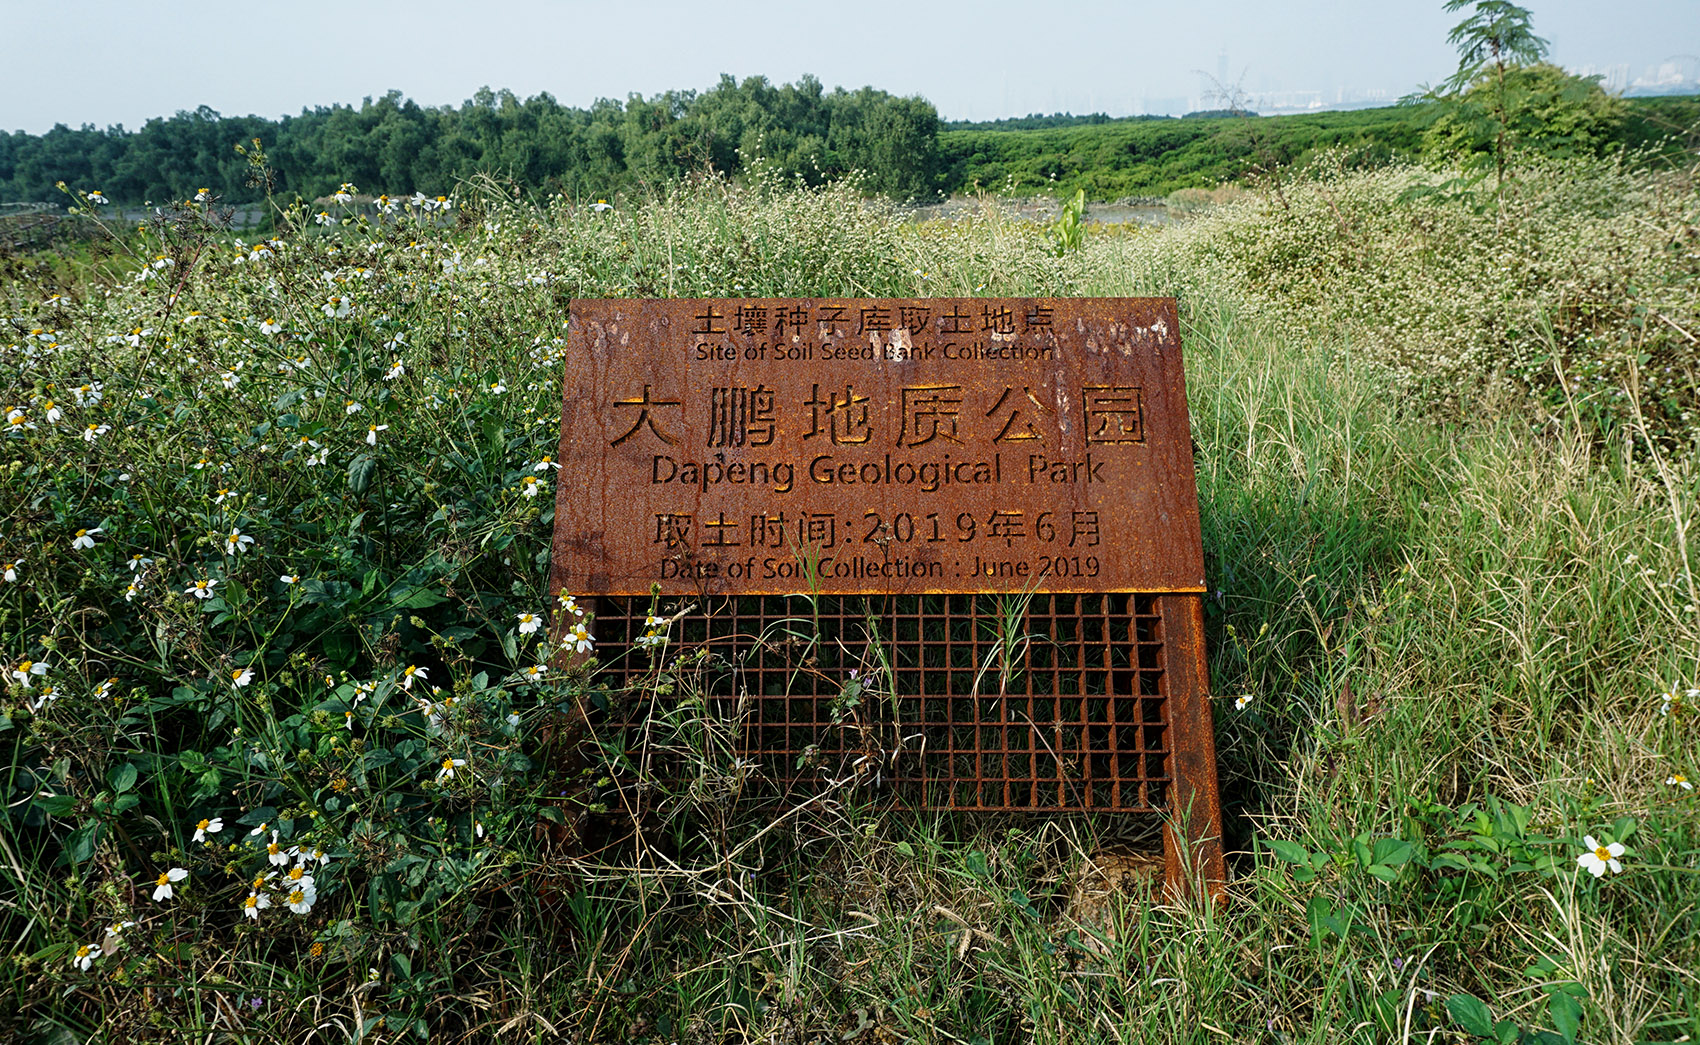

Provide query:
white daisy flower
left=1576, top=835, right=1626, bottom=877
left=73, top=943, right=103, bottom=972
left=9, top=658, right=48, bottom=689
left=152, top=867, right=189, bottom=901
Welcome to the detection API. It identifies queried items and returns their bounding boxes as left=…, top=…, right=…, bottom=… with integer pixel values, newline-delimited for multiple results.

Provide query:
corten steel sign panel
left=551, top=298, right=1206, bottom=597
left=550, top=298, right=1224, bottom=898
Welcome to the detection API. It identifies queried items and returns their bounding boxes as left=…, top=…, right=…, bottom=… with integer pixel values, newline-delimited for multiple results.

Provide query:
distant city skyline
left=0, top=0, right=1693, bottom=133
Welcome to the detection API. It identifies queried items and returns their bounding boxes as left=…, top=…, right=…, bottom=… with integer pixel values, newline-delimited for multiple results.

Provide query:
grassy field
left=1, top=154, right=1697, bottom=1043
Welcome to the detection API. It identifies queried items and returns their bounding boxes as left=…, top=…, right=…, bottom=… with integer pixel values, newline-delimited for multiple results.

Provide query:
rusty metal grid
left=588, top=592, right=1171, bottom=812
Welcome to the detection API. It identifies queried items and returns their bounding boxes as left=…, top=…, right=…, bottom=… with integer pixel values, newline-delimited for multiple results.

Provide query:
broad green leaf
left=1265, top=838, right=1311, bottom=865
left=1372, top=838, right=1414, bottom=866
left=1447, top=994, right=1496, bottom=1037
left=348, top=454, right=377, bottom=494
left=107, top=763, right=137, bottom=793
left=64, top=821, right=102, bottom=865
left=1548, top=990, right=1581, bottom=1042
left=34, top=794, right=76, bottom=817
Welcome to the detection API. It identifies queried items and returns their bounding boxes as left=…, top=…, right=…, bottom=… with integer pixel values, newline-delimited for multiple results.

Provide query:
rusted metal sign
left=550, top=298, right=1224, bottom=899
left=551, top=299, right=1206, bottom=596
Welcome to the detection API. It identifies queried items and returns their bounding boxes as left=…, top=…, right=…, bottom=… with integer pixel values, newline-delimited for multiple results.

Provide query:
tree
left=1424, top=62, right=1628, bottom=166
left=1433, top=0, right=1550, bottom=195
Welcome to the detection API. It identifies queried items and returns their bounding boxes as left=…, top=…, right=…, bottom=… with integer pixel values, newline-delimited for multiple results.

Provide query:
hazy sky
left=1, top=0, right=1693, bottom=132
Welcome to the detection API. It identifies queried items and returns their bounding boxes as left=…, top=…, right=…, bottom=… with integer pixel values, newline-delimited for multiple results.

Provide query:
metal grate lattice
left=589, top=593, right=1171, bottom=811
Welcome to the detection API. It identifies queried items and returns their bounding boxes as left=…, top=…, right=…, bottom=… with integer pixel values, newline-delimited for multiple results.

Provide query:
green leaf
left=1548, top=990, right=1581, bottom=1042
left=1366, top=864, right=1398, bottom=882
left=107, top=763, right=138, bottom=794
left=1610, top=816, right=1636, bottom=843
left=388, top=582, right=447, bottom=610
left=34, top=794, right=76, bottom=816
left=64, top=821, right=102, bottom=865
left=1265, top=838, right=1312, bottom=865
left=1447, top=994, right=1496, bottom=1038
left=1372, top=838, right=1414, bottom=866
left=347, top=454, right=377, bottom=494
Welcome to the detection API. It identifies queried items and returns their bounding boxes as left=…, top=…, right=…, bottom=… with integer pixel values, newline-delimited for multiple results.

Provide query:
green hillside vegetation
left=938, top=106, right=1427, bottom=199
left=2, top=73, right=1694, bottom=210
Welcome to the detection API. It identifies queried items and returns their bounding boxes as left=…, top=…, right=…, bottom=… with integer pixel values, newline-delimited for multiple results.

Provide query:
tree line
left=0, top=71, right=1692, bottom=209
left=0, top=76, right=942, bottom=206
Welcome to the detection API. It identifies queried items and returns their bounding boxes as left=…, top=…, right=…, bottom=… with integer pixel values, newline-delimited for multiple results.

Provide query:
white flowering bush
left=1, top=183, right=604, bottom=1035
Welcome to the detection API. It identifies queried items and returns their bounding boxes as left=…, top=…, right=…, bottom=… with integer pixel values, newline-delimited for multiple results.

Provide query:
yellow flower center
left=1594, top=846, right=1611, bottom=861
left=289, top=889, right=306, bottom=904
left=197, top=818, right=211, bottom=830
left=156, top=872, right=171, bottom=886
left=75, top=529, right=88, bottom=537
left=78, top=945, right=92, bottom=958
left=244, top=896, right=259, bottom=909
left=442, top=759, right=454, bottom=771
left=17, top=661, right=31, bottom=673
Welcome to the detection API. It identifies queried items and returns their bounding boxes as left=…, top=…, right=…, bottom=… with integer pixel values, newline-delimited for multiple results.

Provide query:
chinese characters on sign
left=552, top=299, right=1203, bottom=596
